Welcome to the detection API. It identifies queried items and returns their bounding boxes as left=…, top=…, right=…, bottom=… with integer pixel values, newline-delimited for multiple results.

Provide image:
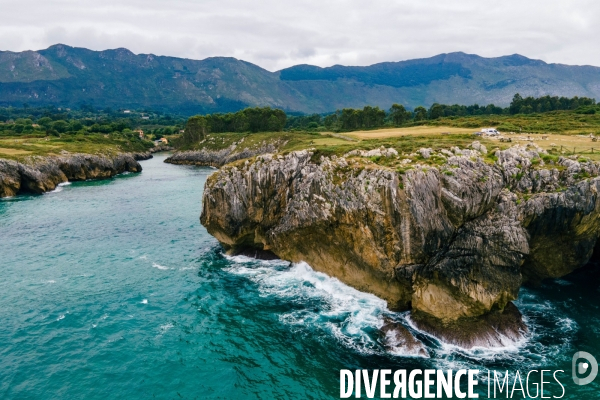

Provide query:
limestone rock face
left=0, top=152, right=149, bottom=197
left=521, top=179, right=600, bottom=282
left=0, top=159, right=22, bottom=197
left=201, top=144, right=600, bottom=324
left=165, top=141, right=282, bottom=167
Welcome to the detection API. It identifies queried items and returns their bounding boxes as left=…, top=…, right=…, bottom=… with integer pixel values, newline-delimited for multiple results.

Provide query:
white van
left=481, top=128, right=500, bottom=136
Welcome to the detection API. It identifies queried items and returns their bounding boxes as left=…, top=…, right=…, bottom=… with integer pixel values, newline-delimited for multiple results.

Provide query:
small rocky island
left=196, top=139, right=600, bottom=348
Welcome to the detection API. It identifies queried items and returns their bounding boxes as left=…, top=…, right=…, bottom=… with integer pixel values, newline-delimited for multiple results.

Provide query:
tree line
left=508, top=94, right=595, bottom=114
left=285, top=94, right=598, bottom=131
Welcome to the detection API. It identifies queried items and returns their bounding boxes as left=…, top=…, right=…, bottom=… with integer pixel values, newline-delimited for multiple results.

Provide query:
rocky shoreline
left=200, top=142, right=600, bottom=348
left=0, top=152, right=152, bottom=197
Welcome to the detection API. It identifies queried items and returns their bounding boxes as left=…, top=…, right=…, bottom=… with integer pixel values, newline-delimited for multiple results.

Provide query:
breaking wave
left=225, top=256, right=389, bottom=355
left=152, top=262, right=171, bottom=270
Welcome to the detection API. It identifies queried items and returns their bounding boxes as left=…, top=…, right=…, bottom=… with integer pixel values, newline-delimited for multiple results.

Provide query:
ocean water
left=1, top=153, right=599, bottom=399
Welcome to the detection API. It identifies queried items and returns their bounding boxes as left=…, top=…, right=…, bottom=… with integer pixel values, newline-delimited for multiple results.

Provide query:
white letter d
left=341, top=370, right=354, bottom=398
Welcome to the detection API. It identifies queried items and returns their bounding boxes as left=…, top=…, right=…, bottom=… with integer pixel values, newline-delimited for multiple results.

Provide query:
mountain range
left=1, top=44, right=600, bottom=114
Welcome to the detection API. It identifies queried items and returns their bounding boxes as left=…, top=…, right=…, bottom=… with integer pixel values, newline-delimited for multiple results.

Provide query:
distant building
left=123, top=110, right=131, bottom=114
left=159, top=137, right=168, bottom=144
left=141, top=116, right=149, bottom=120
left=135, top=129, right=144, bottom=138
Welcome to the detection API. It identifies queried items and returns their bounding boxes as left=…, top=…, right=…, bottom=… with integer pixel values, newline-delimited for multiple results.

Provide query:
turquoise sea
left=1, top=153, right=599, bottom=399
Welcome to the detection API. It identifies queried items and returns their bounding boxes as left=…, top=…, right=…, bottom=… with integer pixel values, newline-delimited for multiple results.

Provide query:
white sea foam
left=46, top=182, right=72, bottom=194
left=46, top=280, right=56, bottom=284
left=436, top=334, right=526, bottom=360
left=141, top=299, right=148, bottom=304
left=225, top=259, right=388, bottom=355
left=57, top=314, right=65, bottom=321
left=554, top=279, right=573, bottom=286
left=557, top=317, right=578, bottom=332
left=160, top=322, right=174, bottom=330
left=158, top=322, right=174, bottom=336
left=224, top=254, right=290, bottom=267
left=152, top=263, right=171, bottom=270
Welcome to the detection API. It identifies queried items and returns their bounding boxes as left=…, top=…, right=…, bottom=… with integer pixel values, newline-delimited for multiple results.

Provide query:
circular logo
left=573, top=351, right=598, bottom=386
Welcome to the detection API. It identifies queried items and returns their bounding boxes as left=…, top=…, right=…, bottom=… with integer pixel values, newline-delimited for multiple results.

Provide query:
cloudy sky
left=0, top=0, right=598, bottom=71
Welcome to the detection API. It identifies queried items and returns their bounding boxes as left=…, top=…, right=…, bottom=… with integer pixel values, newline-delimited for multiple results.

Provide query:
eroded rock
left=381, top=318, right=429, bottom=357
left=0, top=152, right=149, bottom=197
left=410, top=302, right=527, bottom=349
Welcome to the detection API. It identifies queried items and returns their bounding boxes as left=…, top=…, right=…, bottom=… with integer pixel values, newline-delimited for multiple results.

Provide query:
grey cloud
left=0, top=0, right=599, bottom=70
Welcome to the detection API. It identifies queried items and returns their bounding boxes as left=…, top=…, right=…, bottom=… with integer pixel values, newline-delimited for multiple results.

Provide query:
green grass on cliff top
left=0, top=134, right=153, bottom=162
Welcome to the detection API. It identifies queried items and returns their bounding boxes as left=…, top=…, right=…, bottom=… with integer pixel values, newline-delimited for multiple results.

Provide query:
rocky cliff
left=200, top=142, right=600, bottom=346
left=164, top=139, right=284, bottom=168
left=0, top=152, right=151, bottom=197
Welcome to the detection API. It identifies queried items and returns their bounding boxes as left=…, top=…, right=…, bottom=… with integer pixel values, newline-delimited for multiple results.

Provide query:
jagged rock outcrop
left=149, top=145, right=174, bottom=153
left=410, top=302, right=527, bottom=349
left=164, top=140, right=283, bottom=167
left=0, top=152, right=150, bottom=197
left=381, top=318, right=429, bottom=357
left=200, top=143, right=600, bottom=346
